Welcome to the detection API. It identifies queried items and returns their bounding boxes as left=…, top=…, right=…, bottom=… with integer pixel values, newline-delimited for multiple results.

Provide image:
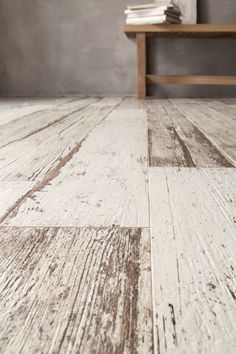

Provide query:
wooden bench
left=124, top=24, right=236, bottom=99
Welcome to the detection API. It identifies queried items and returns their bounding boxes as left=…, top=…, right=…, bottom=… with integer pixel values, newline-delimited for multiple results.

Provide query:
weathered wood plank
left=170, top=99, right=236, bottom=121
left=148, top=104, right=187, bottom=167
left=0, top=98, right=123, bottom=181
left=0, top=97, right=74, bottom=110
left=0, top=226, right=153, bottom=354
left=90, top=96, right=123, bottom=107
left=0, top=97, right=74, bottom=126
left=0, top=182, right=36, bottom=219
left=148, top=101, right=233, bottom=167
left=218, top=98, right=236, bottom=105
left=201, top=100, right=236, bottom=122
left=0, top=97, right=98, bottom=149
left=175, top=103, right=236, bottom=166
left=149, top=168, right=236, bottom=354
left=2, top=108, right=149, bottom=228
left=168, top=98, right=219, bottom=105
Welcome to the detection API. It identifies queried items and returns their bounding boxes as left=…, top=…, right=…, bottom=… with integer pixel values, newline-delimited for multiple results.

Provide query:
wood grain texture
left=1, top=107, right=149, bottom=228
left=0, top=182, right=36, bottom=219
left=175, top=103, right=236, bottom=166
left=137, top=33, right=146, bottom=99
left=0, top=97, right=99, bottom=149
left=196, top=100, right=236, bottom=122
left=124, top=24, right=236, bottom=38
left=219, top=99, right=236, bottom=105
left=0, top=97, right=74, bottom=127
left=149, top=168, right=236, bottom=354
left=148, top=101, right=233, bottom=167
left=0, top=97, right=123, bottom=181
left=0, top=97, right=236, bottom=353
left=0, top=226, right=153, bottom=354
left=146, top=75, right=236, bottom=85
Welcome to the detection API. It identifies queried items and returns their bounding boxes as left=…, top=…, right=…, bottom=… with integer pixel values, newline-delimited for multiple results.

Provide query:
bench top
left=124, top=24, right=236, bottom=38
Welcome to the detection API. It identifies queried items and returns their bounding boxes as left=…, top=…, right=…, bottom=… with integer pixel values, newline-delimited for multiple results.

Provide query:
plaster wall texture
left=0, top=0, right=235, bottom=97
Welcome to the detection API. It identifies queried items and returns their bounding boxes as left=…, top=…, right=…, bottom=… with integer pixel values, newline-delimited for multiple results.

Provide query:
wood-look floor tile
left=199, top=100, right=236, bottom=121
left=149, top=167, right=236, bottom=354
left=0, top=226, right=153, bottom=354
left=0, top=97, right=98, bottom=152
left=175, top=103, right=236, bottom=166
left=148, top=101, right=234, bottom=168
left=0, top=181, right=36, bottom=221
left=2, top=108, right=149, bottom=228
left=0, top=97, right=74, bottom=126
left=0, top=98, right=123, bottom=181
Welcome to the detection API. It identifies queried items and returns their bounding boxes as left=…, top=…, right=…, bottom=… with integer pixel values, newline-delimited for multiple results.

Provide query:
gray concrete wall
left=0, top=0, right=235, bottom=97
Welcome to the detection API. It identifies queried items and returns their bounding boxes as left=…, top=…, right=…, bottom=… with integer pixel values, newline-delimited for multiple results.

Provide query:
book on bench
left=126, top=15, right=181, bottom=25
left=125, top=2, right=182, bottom=25
left=127, top=3, right=161, bottom=10
left=125, top=8, right=180, bottom=17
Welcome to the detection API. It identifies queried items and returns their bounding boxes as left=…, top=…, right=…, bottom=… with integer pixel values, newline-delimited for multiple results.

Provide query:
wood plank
left=149, top=168, right=236, bottom=354
left=162, top=101, right=234, bottom=167
left=1, top=108, right=149, bottom=228
left=124, top=24, right=236, bottom=38
left=0, top=97, right=76, bottom=110
left=91, top=96, right=123, bottom=107
left=148, top=104, right=188, bottom=167
left=0, top=182, right=36, bottom=219
left=175, top=103, right=236, bottom=165
left=201, top=100, right=236, bottom=122
left=0, top=226, right=153, bottom=353
left=137, top=33, right=146, bottom=99
left=0, top=97, right=74, bottom=127
left=0, top=97, right=99, bottom=149
left=0, top=98, right=123, bottom=181
left=219, top=99, right=236, bottom=105
left=148, top=101, right=233, bottom=167
left=168, top=98, right=220, bottom=105
left=146, top=75, right=236, bottom=85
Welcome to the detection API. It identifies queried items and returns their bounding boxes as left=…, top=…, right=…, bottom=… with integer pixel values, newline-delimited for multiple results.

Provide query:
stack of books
left=125, top=3, right=182, bottom=25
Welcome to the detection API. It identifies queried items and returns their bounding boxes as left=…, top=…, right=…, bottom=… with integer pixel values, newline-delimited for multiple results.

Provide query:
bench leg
left=136, top=33, right=146, bottom=99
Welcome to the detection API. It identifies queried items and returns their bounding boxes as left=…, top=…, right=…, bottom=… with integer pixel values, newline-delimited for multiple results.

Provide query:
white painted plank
left=149, top=168, right=236, bottom=354
left=0, top=97, right=73, bottom=126
left=202, top=100, right=236, bottom=121
left=168, top=98, right=218, bottom=105
left=124, top=99, right=221, bottom=167
left=168, top=98, right=236, bottom=122
left=161, top=101, right=233, bottom=167
left=195, top=101, right=236, bottom=123
left=2, top=108, right=149, bottom=227
left=148, top=100, right=231, bottom=168
left=0, top=98, right=123, bottom=181
left=175, top=103, right=236, bottom=165
left=148, top=103, right=188, bottom=167
left=0, top=182, right=36, bottom=219
left=124, top=98, right=233, bottom=167
left=218, top=98, right=236, bottom=105
left=0, top=97, right=98, bottom=149
left=91, top=96, right=124, bottom=107
left=0, top=227, right=153, bottom=354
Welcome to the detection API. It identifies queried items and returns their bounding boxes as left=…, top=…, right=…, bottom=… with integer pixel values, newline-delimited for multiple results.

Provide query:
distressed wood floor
left=0, top=96, right=235, bottom=354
